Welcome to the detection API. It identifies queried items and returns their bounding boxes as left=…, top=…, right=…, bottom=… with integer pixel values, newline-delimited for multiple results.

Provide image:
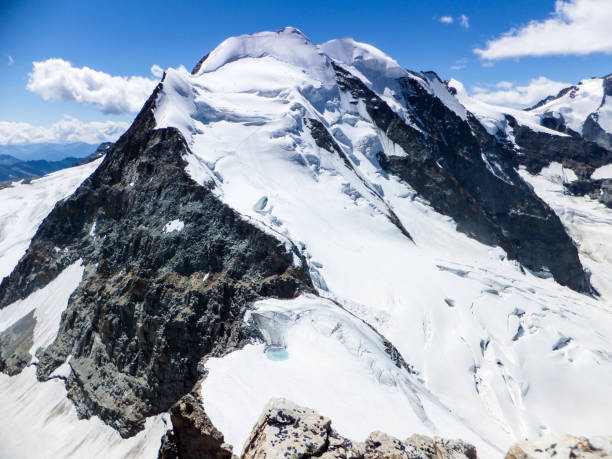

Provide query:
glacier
left=152, top=28, right=612, bottom=456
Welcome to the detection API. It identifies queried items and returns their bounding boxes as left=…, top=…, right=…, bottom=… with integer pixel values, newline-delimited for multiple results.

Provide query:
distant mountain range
left=0, top=142, right=112, bottom=183
left=0, top=141, right=99, bottom=162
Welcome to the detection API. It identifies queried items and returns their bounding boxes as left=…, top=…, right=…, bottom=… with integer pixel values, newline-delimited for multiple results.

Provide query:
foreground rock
left=505, top=435, right=612, bottom=459
left=241, top=398, right=477, bottom=459
left=158, top=394, right=233, bottom=459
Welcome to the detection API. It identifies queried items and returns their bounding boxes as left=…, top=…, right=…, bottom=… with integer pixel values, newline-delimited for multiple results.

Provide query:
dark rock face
left=509, top=117, right=612, bottom=179
left=539, top=113, right=581, bottom=137
left=0, top=81, right=312, bottom=436
left=565, top=179, right=612, bottom=208
left=304, top=117, right=413, bottom=241
left=583, top=114, right=612, bottom=151
left=158, top=394, right=233, bottom=459
left=0, top=310, right=35, bottom=375
left=333, top=63, right=590, bottom=293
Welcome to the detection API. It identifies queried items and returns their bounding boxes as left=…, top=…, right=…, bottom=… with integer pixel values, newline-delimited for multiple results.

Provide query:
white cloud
left=451, top=58, right=468, bottom=71
left=150, top=64, right=164, bottom=78
left=474, top=0, right=612, bottom=60
left=495, top=81, right=515, bottom=90
left=7, top=55, right=14, bottom=66
left=0, top=116, right=129, bottom=145
left=459, top=14, right=469, bottom=29
left=440, top=16, right=454, bottom=24
left=470, top=77, right=571, bottom=108
left=26, top=58, right=158, bottom=114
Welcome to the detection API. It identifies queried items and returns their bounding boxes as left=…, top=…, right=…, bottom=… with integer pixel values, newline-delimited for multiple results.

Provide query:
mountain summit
left=1, top=28, right=612, bottom=459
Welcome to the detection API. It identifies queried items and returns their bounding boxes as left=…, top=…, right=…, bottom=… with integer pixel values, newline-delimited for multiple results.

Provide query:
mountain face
left=527, top=75, right=612, bottom=150
left=1, top=28, right=612, bottom=459
left=450, top=79, right=612, bottom=211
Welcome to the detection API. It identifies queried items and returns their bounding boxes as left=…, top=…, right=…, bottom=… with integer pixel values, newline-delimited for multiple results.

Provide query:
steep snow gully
left=0, top=27, right=611, bottom=458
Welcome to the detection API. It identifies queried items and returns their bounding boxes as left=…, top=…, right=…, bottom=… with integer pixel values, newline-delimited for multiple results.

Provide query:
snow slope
left=520, top=163, right=612, bottom=300
left=154, top=28, right=612, bottom=457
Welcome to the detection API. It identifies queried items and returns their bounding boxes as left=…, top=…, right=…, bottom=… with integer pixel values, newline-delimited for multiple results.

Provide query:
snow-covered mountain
left=1, top=27, right=612, bottom=459
left=528, top=75, right=612, bottom=150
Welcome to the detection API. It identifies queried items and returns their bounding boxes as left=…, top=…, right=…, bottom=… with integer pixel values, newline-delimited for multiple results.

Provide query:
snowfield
left=153, top=28, right=612, bottom=457
left=448, top=79, right=568, bottom=139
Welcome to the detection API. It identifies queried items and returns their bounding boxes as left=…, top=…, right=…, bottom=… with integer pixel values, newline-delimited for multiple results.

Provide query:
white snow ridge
left=0, top=27, right=611, bottom=459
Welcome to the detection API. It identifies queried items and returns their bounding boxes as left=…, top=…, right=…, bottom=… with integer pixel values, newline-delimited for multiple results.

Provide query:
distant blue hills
left=0, top=142, right=98, bottom=162
left=0, top=142, right=112, bottom=183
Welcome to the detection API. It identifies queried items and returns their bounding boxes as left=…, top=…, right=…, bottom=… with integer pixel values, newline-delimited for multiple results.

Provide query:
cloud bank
left=26, top=58, right=160, bottom=114
left=0, top=116, right=129, bottom=145
left=470, top=77, right=571, bottom=109
left=474, top=0, right=612, bottom=60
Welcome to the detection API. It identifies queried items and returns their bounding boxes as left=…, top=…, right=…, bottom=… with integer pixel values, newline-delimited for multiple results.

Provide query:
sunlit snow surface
left=0, top=160, right=170, bottom=458
left=155, top=28, right=612, bottom=457
left=528, top=78, right=605, bottom=134
left=0, top=157, right=103, bottom=281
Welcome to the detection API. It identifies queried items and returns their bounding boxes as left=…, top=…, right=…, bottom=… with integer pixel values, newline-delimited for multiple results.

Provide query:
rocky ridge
left=0, top=81, right=312, bottom=435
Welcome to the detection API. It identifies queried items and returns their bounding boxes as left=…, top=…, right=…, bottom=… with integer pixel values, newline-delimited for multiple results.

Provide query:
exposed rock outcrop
left=241, top=398, right=477, bottom=459
left=158, top=393, right=234, bottom=459
left=507, top=117, right=612, bottom=180
left=505, top=435, right=612, bottom=458
left=565, top=178, right=612, bottom=209
left=0, top=80, right=313, bottom=436
left=0, top=309, right=35, bottom=375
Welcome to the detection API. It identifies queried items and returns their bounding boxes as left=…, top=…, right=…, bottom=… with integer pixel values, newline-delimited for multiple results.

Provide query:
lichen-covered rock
left=241, top=398, right=477, bottom=459
left=505, top=435, right=612, bottom=459
left=241, top=398, right=338, bottom=458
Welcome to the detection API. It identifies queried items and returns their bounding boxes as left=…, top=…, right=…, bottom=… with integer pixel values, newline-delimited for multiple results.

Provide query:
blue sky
left=1, top=0, right=611, bottom=144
